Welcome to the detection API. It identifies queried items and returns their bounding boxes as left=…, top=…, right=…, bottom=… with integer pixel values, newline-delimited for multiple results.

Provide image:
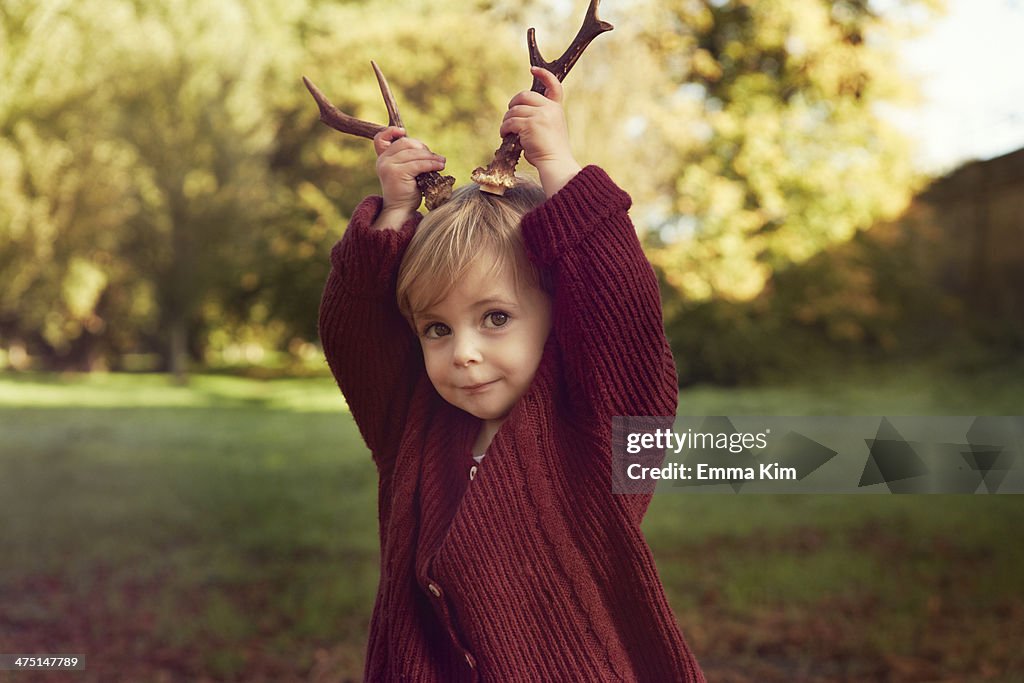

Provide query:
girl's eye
left=485, top=311, right=510, bottom=328
left=423, top=322, right=451, bottom=339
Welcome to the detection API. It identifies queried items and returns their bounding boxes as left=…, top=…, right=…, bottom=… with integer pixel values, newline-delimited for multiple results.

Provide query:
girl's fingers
left=508, top=90, right=550, bottom=110
left=499, top=116, right=527, bottom=138
left=373, top=126, right=406, bottom=156
left=501, top=101, right=560, bottom=136
left=381, top=153, right=446, bottom=182
left=404, top=158, right=446, bottom=176
left=378, top=137, right=438, bottom=173
left=505, top=104, right=552, bottom=120
left=383, top=136, right=430, bottom=156
left=386, top=147, right=445, bottom=167
left=505, top=70, right=563, bottom=111
left=530, top=66, right=563, bottom=103
left=387, top=158, right=446, bottom=181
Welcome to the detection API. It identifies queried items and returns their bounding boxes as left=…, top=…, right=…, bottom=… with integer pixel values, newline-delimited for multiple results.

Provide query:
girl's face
left=414, top=258, right=551, bottom=426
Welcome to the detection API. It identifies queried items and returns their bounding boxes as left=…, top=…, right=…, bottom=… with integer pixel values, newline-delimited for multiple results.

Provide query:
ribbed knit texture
left=319, top=166, right=706, bottom=682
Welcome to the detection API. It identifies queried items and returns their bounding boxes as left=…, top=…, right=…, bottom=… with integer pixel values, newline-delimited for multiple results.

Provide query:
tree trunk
left=168, top=315, right=189, bottom=385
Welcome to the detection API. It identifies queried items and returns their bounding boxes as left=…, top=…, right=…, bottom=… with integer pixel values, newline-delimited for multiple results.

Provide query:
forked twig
left=302, top=63, right=455, bottom=210
left=371, top=61, right=404, bottom=129
left=471, top=0, right=613, bottom=195
left=302, top=75, right=384, bottom=140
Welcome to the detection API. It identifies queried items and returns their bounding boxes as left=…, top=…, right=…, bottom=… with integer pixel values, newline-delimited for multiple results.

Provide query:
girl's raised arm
left=319, top=199, right=421, bottom=471
left=521, top=167, right=678, bottom=426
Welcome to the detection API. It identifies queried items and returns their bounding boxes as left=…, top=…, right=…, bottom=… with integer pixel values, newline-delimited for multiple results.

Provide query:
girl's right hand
left=373, top=126, right=446, bottom=218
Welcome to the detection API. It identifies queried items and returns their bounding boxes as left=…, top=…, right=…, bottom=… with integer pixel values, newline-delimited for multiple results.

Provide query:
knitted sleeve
left=520, top=166, right=679, bottom=426
left=318, top=196, right=422, bottom=469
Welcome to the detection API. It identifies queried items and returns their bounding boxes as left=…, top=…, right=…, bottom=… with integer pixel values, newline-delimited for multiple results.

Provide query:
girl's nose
left=452, top=334, right=483, bottom=367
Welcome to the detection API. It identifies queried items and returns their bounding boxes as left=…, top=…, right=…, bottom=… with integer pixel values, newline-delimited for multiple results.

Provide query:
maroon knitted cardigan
left=319, top=166, right=705, bottom=682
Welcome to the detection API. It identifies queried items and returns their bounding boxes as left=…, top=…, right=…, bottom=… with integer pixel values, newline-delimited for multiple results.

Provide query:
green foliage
left=1, top=1, right=141, bottom=366
left=0, top=0, right=953, bottom=379
left=1, top=0, right=295, bottom=370
left=1, top=0, right=556, bottom=373
left=640, top=0, right=940, bottom=302
left=665, top=210, right=962, bottom=386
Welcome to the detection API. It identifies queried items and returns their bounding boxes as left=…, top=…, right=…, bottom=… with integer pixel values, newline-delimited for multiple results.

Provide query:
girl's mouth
left=461, top=379, right=499, bottom=394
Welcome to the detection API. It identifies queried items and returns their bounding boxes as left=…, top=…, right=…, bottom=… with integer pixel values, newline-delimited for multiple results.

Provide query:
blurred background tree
left=1, top=1, right=141, bottom=371
left=1, top=0, right=298, bottom=379
left=639, top=0, right=938, bottom=299
left=623, top=0, right=951, bottom=384
left=4, top=0, right=987, bottom=386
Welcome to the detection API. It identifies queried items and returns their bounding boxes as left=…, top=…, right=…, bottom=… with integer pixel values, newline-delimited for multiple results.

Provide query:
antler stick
left=302, top=63, right=455, bottom=210
left=471, top=0, right=613, bottom=195
left=302, top=75, right=385, bottom=140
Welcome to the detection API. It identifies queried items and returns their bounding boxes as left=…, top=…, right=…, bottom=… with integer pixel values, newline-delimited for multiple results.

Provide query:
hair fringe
left=396, top=179, right=547, bottom=326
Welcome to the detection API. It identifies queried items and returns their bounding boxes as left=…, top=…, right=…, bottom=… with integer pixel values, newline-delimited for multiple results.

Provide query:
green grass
left=1, top=364, right=1023, bottom=682
left=0, top=370, right=349, bottom=412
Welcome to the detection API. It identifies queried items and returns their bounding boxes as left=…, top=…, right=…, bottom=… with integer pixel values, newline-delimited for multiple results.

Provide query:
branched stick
left=471, top=0, right=613, bottom=195
left=303, top=65, right=455, bottom=210
left=371, top=61, right=404, bottom=128
left=302, top=76, right=384, bottom=140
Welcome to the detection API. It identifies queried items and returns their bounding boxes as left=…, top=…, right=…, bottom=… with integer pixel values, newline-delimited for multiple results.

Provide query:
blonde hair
left=397, top=178, right=548, bottom=325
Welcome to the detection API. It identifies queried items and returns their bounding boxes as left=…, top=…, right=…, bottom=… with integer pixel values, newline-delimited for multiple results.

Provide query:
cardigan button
left=469, top=465, right=478, bottom=481
left=464, top=652, right=476, bottom=669
left=427, top=582, right=442, bottom=598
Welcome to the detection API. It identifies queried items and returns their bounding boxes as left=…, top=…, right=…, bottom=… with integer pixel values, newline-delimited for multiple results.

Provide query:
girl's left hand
left=500, top=66, right=582, bottom=196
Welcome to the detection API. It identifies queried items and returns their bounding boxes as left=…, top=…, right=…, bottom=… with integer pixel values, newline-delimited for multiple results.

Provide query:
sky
left=893, top=0, right=1024, bottom=173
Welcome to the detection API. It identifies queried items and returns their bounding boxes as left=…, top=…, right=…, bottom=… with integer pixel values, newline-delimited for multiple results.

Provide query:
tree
left=1, top=0, right=945, bottom=380
left=636, top=0, right=942, bottom=303
left=0, top=0, right=141, bottom=369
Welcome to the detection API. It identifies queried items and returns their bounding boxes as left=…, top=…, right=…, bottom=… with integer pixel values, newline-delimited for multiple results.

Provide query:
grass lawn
left=1, top=363, right=1022, bottom=682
